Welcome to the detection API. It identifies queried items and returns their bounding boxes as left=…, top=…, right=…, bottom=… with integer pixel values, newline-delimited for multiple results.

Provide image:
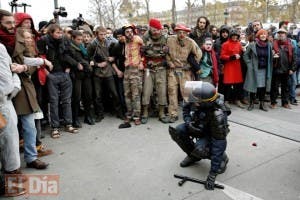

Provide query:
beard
left=0, top=25, right=14, bottom=34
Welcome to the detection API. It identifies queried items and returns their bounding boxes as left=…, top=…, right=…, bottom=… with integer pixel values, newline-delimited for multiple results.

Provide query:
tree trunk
left=172, top=0, right=176, bottom=23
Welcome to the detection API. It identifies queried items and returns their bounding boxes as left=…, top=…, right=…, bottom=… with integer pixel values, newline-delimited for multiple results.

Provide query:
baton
left=174, top=174, right=225, bottom=189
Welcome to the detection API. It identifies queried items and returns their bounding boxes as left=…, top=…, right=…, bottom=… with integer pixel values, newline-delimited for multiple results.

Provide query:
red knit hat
left=256, top=29, right=268, bottom=38
left=149, top=18, right=163, bottom=30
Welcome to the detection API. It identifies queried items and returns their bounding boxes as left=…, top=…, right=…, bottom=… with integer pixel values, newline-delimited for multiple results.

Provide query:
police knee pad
left=211, top=109, right=229, bottom=140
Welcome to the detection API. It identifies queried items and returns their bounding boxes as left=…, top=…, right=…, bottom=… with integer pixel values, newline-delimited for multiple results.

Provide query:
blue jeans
left=288, top=72, right=297, bottom=101
left=19, top=114, right=37, bottom=163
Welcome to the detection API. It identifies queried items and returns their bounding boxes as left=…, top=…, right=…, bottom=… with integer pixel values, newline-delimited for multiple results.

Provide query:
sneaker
left=180, top=156, right=200, bottom=167
left=118, top=122, right=131, bottom=129
left=282, top=104, right=291, bottom=109
left=234, top=100, right=245, bottom=109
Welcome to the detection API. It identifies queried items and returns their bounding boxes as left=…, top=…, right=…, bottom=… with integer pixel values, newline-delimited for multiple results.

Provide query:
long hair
left=196, top=16, right=210, bottom=30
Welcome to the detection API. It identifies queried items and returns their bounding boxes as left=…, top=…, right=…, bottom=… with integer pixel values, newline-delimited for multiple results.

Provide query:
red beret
left=149, top=18, right=163, bottom=30
left=174, top=24, right=191, bottom=32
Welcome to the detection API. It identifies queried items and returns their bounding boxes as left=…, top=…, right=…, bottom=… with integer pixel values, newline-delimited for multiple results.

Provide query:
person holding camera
left=65, top=30, right=94, bottom=127
left=169, top=81, right=230, bottom=190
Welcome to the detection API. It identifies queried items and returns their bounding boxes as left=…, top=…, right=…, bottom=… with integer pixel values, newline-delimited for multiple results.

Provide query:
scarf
left=0, top=29, right=15, bottom=55
left=255, top=38, right=267, bottom=47
left=200, top=48, right=219, bottom=85
left=273, top=39, right=293, bottom=63
left=71, top=42, right=88, bottom=57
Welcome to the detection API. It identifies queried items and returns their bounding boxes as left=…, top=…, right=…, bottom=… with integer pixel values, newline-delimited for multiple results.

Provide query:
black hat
left=38, top=21, right=48, bottom=31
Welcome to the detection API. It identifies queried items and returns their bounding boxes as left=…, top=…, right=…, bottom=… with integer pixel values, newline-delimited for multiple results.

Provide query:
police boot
left=180, top=155, right=201, bottom=168
left=217, top=153, right=229, bottom=174
left=141, top=105, right=149, bottom=124
left=159, top=105, right=170, bottom=123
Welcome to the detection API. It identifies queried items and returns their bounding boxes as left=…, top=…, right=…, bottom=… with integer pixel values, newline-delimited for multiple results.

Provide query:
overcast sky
left=0, top=0, right=188, bottom=25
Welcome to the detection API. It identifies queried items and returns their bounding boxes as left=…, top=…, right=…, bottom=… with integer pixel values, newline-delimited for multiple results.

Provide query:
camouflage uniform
left=141, top=32, right=168, bottom=123
left=166, top=35, right=202, bottom=121
left=123, top=35, right=144, bottom=121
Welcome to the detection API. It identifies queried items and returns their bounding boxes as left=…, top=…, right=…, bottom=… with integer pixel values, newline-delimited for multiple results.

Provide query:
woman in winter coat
left=220, top=29, right=244, bottom=108
left=243, top=29, right=273, bottom=111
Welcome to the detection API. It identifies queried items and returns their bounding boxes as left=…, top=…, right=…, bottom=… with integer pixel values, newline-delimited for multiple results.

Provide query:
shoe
left=51, top=129, right=60, bottom=139
left=180, top=156, right=200, bottom=167
left=269, top=103, right=276, bottom=109
left=134, top=118, right=141, bottom=125
left=72, top=119, right=82, bottom=128
left=234, top=100, right=245, bottom=109
left=37, top=145, right=53, bottom=157
left=84, top=116, right=95, bottom=125
left=141, top=116, right=148, bottom=124
left=95, top=115, right=104, bottom=122
left=290, top=100, right=298, bottom=106
left=27, top=159, right=49, bottom=169
left=282, top=104, right=291, bottom=109
left=118, top=122, right=131, bottom=129
left=259, top=102, right=268, bottom=112
left=241, top=99, right=249, bottom=105
left=247, top=103, right=254, bottom=111
left=159, top=116, right=170, bottom=123
left=169, top=116, right=178, bottom=123
left=64, top=125, right=78, bottom=134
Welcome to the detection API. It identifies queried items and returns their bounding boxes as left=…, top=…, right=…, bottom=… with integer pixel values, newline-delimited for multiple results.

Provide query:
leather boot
left=141, top=105, right=149, bottom=124
left=158, top=105, right=170, bottom=123
left=247, top=100, right=254, bottom=111
left=84, top=115, right=95, bottom=125
left=259, top=101, right=268, bottom=111
left=180, top=155, right=200, bottom=167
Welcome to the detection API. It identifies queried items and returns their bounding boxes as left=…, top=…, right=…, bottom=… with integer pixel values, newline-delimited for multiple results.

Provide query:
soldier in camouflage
left=166, top=24, right=202, bottom=123
left=141, top=18, right=170, bottom=124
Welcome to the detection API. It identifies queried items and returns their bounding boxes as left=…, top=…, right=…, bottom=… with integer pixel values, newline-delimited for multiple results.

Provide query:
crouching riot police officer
left=169, top=81, right=230, bottom=190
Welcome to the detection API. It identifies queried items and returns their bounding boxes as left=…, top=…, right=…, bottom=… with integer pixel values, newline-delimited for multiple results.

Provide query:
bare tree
left=144, top=0, right=150, bottom=22
left=202, top=0, right=206, bottom=16
left=172, top=0, right=176, bottom=23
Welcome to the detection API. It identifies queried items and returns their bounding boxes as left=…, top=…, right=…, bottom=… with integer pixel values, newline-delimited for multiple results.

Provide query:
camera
left=53, top=7, right=68, bottom=18
left=72, top=14, right=85, bottom=30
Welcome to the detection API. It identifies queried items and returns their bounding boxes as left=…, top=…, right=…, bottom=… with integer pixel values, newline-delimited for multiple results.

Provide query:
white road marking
left=222, top=183, right=264, bottom=200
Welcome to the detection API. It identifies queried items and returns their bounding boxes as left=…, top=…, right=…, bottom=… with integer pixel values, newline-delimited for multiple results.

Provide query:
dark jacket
left=110, top=41, right=125, bottom=72
left=65, top=41, right=92, bottom=79
left=189, top=28, right=211, bottom=48
left=37, top=34, right=70, bottom=73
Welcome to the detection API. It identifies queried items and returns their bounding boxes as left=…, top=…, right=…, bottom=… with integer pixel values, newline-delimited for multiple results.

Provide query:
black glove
left=229, top=55, right=237, bottom=60
left=205, top=172, right=217, bottom=190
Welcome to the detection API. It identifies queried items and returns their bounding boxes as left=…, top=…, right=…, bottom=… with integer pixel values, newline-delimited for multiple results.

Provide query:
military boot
left=180, top=155, right=201, bottom=167
left=158, top=105, right=170, bottom=123
left=141, top=105, right=149, bottom=124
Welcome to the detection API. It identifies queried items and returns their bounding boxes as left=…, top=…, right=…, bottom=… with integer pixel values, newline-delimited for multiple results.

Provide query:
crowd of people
left=0, top=7, right=299, bottom=196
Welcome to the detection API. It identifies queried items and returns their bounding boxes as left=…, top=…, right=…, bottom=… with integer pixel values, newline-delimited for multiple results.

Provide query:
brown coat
left=166, top=35, right=202, bottom=68
left=12, top=29, right=39, bottom=115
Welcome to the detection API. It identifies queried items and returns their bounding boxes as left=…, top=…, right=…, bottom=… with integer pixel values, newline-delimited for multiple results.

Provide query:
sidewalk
left=10, top=97, right=300, bottom=200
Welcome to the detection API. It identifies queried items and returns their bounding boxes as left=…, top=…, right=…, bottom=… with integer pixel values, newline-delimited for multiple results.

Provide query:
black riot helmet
left=183, top=81, right=217, bottom=103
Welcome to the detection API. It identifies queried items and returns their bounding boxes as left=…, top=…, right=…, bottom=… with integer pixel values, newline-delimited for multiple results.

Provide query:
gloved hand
left=7, top=87, right=20, bottom=100
left=205, top=172, right=217, bottom=190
